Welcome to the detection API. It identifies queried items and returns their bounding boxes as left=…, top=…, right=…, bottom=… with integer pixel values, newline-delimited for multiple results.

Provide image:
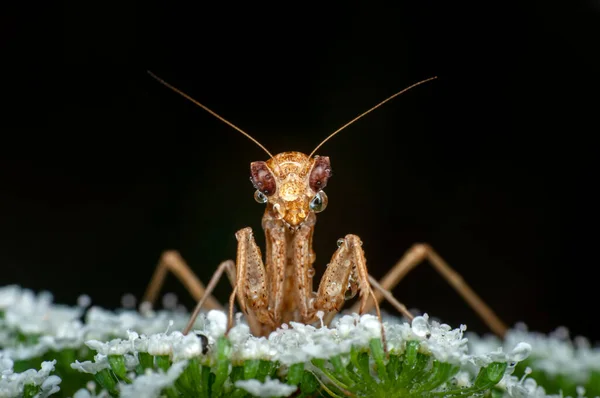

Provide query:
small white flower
left=501, top=373, right=549, bottom=398
left=147, top=333, right=176, bottom=356
left=205, top=310, right=227, bottom=340
left=39, top=374, right=62, bottom=397
left=0, top=354, right=14, bottom=374
left=124, top=353, right=140, bottom=371
left=73, top=389, right=93, bottom=398
left=453, top=370, right=472, bottom=387
left=235, top=376, right=297, bottom=397
left=77, top=294, right=92, bottom=308
left=133, top=334, right=149, bottom=352
left=509, top=342, right=532, bottom=362
left=72, top=386, right=113, bottom=397
left=70, top=354, right=110, bottom=374
left=172, top=333, right=205, bottom=361
left=0, top=285, right=21, bottom=309
left=85, top=338, right=133, bottom=356
left=119, top=360, right=188, bottom=398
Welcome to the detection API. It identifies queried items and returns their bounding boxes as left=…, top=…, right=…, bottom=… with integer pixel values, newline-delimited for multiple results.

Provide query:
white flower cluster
left=467, top=322, right=600, bottom=398
left=64, top=309, right=538, bottom=397
left=0, top=285, right=87, bottom=360
left=70, top=310, right=227, bottom=376
left=225, top=312, right=532, bottom=370
left=0, top=354, right=61, bottom=397
left=71, top=362, right=190, bottom=398
left=498, top=370, right=590, bottom=398
left=8, top=284, right=584, bottom=398
left=0, top=285, right=206, bottom=361
left=82, top=306, right=199, bottom=341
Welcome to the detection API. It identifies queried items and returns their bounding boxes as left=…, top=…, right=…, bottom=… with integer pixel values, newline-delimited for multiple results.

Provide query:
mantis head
left=250, top=152, right=332, bottom=228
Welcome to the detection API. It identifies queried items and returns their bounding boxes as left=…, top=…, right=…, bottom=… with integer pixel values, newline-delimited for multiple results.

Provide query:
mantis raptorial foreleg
left=311, top=234, right=387, bottom=347
left=232, top=227, right=274, bottom=330
left=230, top=213, right=316, bottom=336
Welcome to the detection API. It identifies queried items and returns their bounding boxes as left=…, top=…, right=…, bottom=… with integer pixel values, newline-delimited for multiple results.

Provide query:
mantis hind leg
left=142, top=250, right=224, bottom=311
left=142, top=250, right=262, bottom=335
left=350, top=243, right=508, bottom=337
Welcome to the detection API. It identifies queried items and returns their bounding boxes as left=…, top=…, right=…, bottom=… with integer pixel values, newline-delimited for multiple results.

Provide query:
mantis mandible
left=143, top=71, right=508, bottom=346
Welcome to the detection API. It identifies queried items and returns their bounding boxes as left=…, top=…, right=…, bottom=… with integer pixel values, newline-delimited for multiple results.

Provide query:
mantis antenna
left=147, top=70, right=274, bottom=159
left=308, top=76, right=438, bottom=158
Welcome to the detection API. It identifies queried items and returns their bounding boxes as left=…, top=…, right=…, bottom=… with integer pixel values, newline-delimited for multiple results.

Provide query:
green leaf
left=256, top=359, right=277, bottom=382
left=301, top=371, right=319, bottom=395
left=155, top=355, right=171, bottom=372
left=369, top=338, right=389, bottom=383
left=137, top=352, right=154, bottom=374
left=175, top=359, right=201, bottom=396
left=286, top=363, right=304, bottom=386
left=212, top=336, right=232, bottom=397
left=201, top=365, right=212, bottom=397
left=243, top=359, right=260, bottom=380
left=95, top=368, right=120, bottom=397
left=108, top=355, right=131, bottom=383
left=474, top=362, right=507, bottom=389
left=330, top=355, right=354, bottom=386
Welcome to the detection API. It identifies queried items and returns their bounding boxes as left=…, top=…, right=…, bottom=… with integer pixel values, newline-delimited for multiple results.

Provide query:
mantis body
left=143, top=72, right=508, bottom=343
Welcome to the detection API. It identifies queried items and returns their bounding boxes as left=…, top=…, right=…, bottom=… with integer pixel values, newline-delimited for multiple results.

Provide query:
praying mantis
left=142, top=71, right=508, bottom=344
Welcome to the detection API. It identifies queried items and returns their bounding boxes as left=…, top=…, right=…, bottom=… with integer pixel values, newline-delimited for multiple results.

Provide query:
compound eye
left=309, top=156, right=332, bottom=192
left=250, top=161, right=276, bottom=196
left=309, top=191, right=328, bottom=213
left=254, top=190, right=268, bottom=204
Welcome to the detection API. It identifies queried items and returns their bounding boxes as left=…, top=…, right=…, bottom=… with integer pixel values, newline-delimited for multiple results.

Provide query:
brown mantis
left=143, top=71, right=508, bottom=345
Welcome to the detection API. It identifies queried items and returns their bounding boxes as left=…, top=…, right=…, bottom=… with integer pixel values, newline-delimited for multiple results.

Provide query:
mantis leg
left=143, top=250, right=224, bottom=311
left=229, top=226, right=284, bottom=336
left=313, top=234, right=387, bottom=349
left=182, top=259, right=236, bottom=334
left=351, top=243, right=508, bottom=337
left=142, top=250, right=263, bottom=335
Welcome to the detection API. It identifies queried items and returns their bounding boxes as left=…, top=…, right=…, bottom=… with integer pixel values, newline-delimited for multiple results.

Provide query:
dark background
left=2, top=3, right=599, bottom=340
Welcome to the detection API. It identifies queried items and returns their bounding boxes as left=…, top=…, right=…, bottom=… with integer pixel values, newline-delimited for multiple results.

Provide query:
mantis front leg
left=312, top=234, right=387, bottom=347
left=313, top=235, right=379, bottom=318
left=230, top=227, right=274, bottom=334
left=230, top=214, right=289, bottom=336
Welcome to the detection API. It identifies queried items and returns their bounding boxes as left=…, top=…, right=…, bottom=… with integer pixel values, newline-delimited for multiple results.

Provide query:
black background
left=2, top=3, right=599, bottom=341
